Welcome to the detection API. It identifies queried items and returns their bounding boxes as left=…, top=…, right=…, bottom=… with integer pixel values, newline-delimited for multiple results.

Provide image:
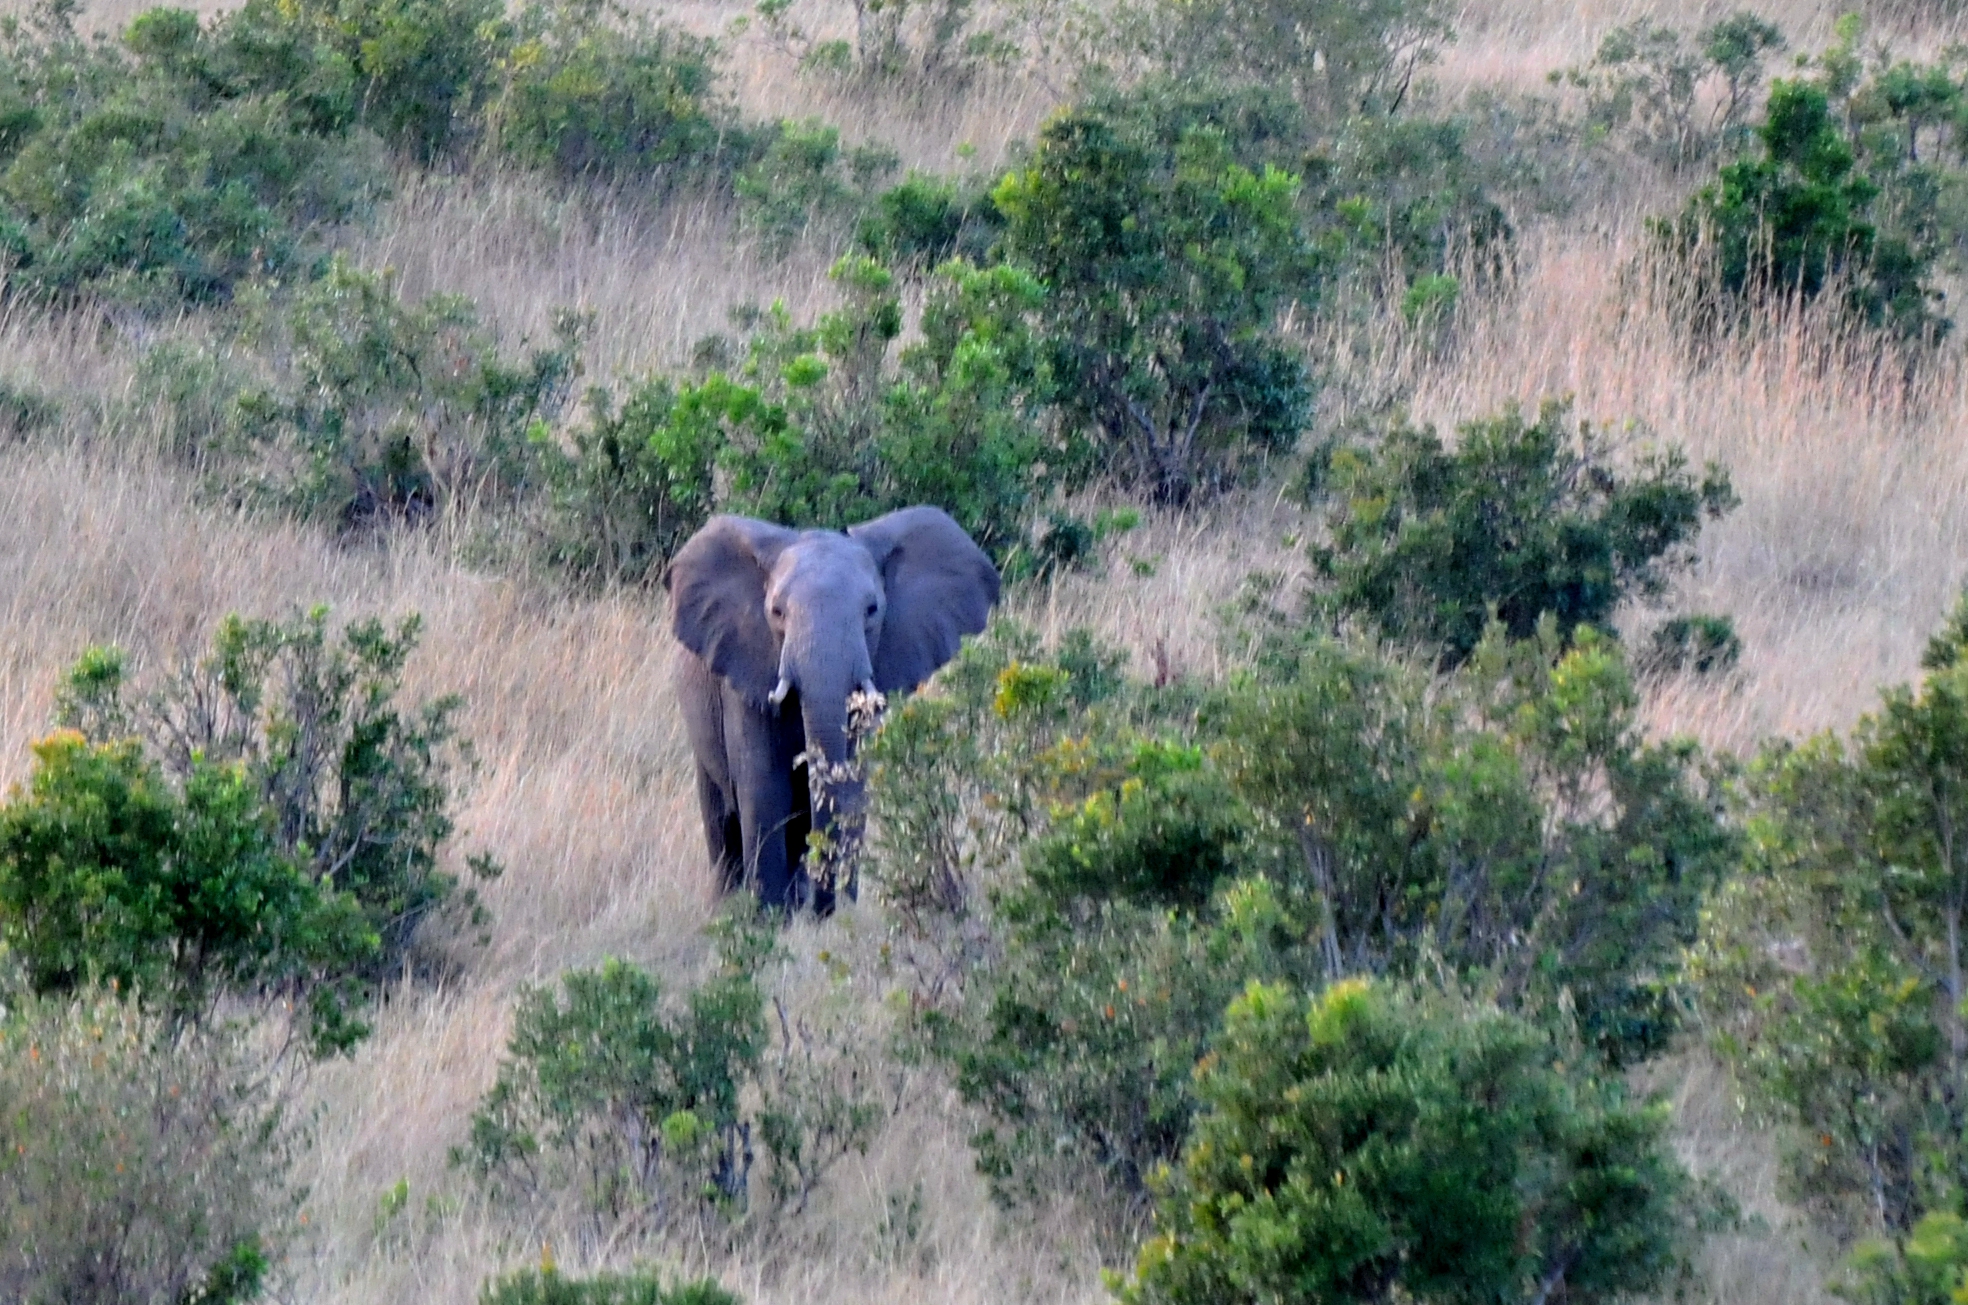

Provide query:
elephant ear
left=664, top=515, right=800, bottom=707
left=850, top=506, right=1001, bottom=694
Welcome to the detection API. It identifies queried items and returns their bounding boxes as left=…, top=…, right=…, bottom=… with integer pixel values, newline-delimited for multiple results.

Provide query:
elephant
left=664, top=506, right=1000, bottom=911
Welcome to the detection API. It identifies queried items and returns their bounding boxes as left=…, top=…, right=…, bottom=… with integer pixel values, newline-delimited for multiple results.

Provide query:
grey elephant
left=664, top=506, right=1000, bottom=911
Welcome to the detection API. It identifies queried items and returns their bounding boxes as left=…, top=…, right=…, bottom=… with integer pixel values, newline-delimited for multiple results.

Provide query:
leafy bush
left=1640, top=612, right=1742, bottom=676
left=1222, top=620, right=1736, bottom=1062
left=0, top=0, right=381, bottom=306
left=1311, top=397, right=1737, bottom=668
left=579, top=253, right=1055, bottom=568
left=734, top=118, right=896, bottom=255
left=54, top=607, right=490, bottom=1049
left=482, top=1267, right=740, bottom=1305
left=463, top=921, right=879, bottom=1226
left=1115, top=978, right=1695, bottom=1305
left=994, top=91, right=1313, bottom=504
left=0, top=989, right=289, bottom=1304
left=0, top=729, right=375, bottom=1042
left=1562, top=12, right=1784, bottom=172
left=1106, top=0, right=1447, bottom=121
left=751, top=0, right=1014, bottom=85
left=1690, top=592, right=1968, bottom=1249
left=534, top=378, right=722, bottom=587
left=867, top=617, right=1731, bottom=1208
left=487, top=0, right=733, bottom=183
left=267, top=0, right=506, bottom=162
left=1658, top=45, right=1954, bottom=337
left=191, top=258, right=581, bottom=529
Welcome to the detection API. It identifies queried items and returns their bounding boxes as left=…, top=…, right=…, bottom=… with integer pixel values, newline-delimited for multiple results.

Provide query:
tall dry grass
left=2, top=0, right=1967, bottom=1298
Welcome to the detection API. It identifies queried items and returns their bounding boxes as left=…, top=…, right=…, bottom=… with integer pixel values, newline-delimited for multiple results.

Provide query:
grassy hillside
left=4, top=0, right=1968, bottom=1299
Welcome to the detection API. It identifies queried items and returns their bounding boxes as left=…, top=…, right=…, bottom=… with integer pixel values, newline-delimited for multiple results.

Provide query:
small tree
left=995, top=100, right=1312, bottom=505
left=1312, top=398, right=1736, bottom=668
left=1117, top=978, right=1693, bottom=1305
left=1690, top=592, right=1968, bottom=1254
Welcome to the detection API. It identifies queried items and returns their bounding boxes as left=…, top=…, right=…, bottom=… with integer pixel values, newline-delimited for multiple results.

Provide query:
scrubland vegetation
left=10, top=0, right=1968, bottom=1299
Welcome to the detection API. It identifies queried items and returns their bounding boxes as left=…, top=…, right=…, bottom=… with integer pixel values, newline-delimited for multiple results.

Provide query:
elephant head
left=665, top=505, right=1000, bottom=823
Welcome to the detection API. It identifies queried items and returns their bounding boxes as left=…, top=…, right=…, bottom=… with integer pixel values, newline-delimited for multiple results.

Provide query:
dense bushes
left=1116, top=978, right=1693, bottom=1305
left=481, top=1267, right=739, bottom=1305
left=13, top=606, right=488, bottom=1053
left=0, top=0, right=382, bottom=306
left=1310, top=398, right=1738, bottom=668
left=860, top=610, right=1730, bottom=1212
left=463, top=921, right=881, bottom=1230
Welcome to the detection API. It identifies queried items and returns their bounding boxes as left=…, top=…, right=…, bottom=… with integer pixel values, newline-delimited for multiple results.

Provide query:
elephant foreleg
left=694, top=763, right=743, bottom=894
left=727, top=692, right=800, bottom=910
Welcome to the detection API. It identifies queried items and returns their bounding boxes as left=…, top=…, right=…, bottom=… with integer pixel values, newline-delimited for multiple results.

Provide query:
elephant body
left=665, top=507, right=1000, bottom=911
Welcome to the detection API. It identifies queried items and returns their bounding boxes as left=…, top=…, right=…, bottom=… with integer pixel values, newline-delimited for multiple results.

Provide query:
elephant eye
left=866, top=602, right=879, bottom=618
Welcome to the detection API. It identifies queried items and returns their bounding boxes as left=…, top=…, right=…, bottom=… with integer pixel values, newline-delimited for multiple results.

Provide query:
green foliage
left=463, top=920, right=877, bottom=1226
left=0, top=989, right=288, bottom=1304
left=1311, top=397, right=1737, bottom=668
left=735, top=118, right=896, bottom=255
left=1108, top=0, right=1447, bottom=120
left=1115, top=978, right=1694, bottom=1305
left=1656, top=22, right=1968, bottom=340
left=275, top=0, right=506, bottom=162
left=1641, top=612, right=1743, bottom=676
left=855, top=171, right=1002, bottom=267
left=487, top=0, right=732, bottom=182
left=535, top=378, right=721, bottom=587
left=750, top=0, right=1014, bottom=85
left=0, top=377, right=57, bottom=436
left=0, top=0, right=381, bottom=306
left=1563, top=12, right=1784, bottom=171
left=481, top=1267, right=740, bottom=1305
left=220, top=258, right=581, bottom=529
left=995, top=90, right=1313, bottom=504
left=0, top=729, right=376, bottom=1044
left=1222, top=620, right=1737, bottom=1063
left=1690, top=602, right=1968, bottom=1241
left=663, top=254, right=1056, bottom=559
left=53, top=607, right=486, bottom=1050
left=464, top=945, right=767, bottom=1221
left=867, top=616, right=1732, bottom=1211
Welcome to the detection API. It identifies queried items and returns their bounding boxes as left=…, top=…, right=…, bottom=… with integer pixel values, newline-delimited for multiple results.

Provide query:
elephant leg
left=726, top=685, right=799, bottom=910
left=695, top=762, right=743, bottom=894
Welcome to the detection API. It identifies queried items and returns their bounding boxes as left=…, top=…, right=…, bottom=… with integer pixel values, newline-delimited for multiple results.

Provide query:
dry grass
left=6, top=0, right=1968, bottom=1298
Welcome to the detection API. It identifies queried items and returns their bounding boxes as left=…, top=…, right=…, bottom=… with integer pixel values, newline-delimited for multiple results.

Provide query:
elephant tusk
left=858, top=678, right=878, bottom=698
left=768, top=676, right=793, bottom=710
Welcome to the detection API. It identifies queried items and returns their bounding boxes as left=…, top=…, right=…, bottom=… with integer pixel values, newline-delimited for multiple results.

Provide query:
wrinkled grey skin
left=665, top=506, right=1000, bottom=911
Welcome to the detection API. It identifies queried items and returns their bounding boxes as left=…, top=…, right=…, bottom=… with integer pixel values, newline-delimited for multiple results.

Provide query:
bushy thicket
left=481, top=1267, right=739, bottom=1305
left=462, top=919, right=882, bottom=1233
left=860, top=604, right=1731, bottom=1224
left=2, top=606, right=490, bottom=1055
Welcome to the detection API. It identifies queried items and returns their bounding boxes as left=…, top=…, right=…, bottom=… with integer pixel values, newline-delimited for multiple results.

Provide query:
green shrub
left=1311, top=397, right=1737, bottom=668
left=1106, top=0, right=1448, bottom=121
left=1562, top=12, right=1784, bottom=172
left=224, top=258, right=581, bottom=529
left=1690, top=591, right=1968, bottom=1243
left=54, top=607, right=490, bottom=1049
left=994, top=91, right=1312, bottom=504
left=1641, top=612, right=1742, bottom=676
left=0, top=0, right=381, bottom=306
left=643, top=254, right=1056, bottom=561
left=535, top=378, right=721, bottom=587
left=734, top=118, right=896, bottom=255
left=855, top=171, right=1002, bottom=267
left=0, top=729, right=376, bottom=1047
left=1659, top=59, right=1948, bottom=337
left=481, top=1267, right=740, bottom=1305
left=1115, top=978, right=1695, bottom=1305
left=277, top=0, right=506, bottom=161
left=487, top=0, right=732, bottom=183
left=1223, top=620, right=1737, bottom=1062
left=0, top=989, right=289, bottom=1304
left=463, top=920, right=878, bottom=1226
left=750, top=0, right=1014, bottom=85
left=0, top=376, right=57, bottom=435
